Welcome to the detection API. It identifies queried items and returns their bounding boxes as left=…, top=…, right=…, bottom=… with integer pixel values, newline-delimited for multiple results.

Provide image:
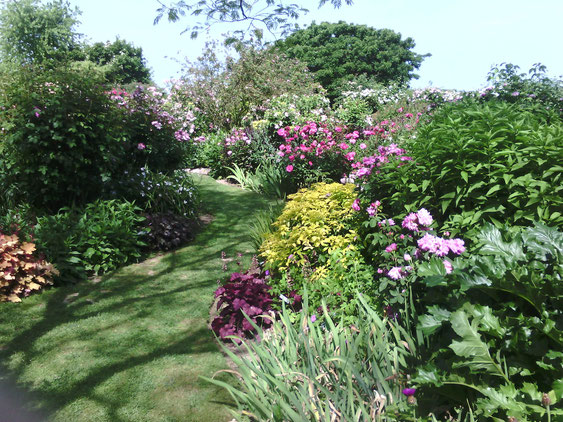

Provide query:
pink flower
left=151, top=121, right=162, bottom=129
left=352, top=199, right=361, bottom=211
left=404, top=253, right=412, bottom=261
left=345, top=151, right=356, bottom=161
left=385, top=243, right=397, bottom=253
left=402, top=213, right=419, bottom=231
left=417, top=208, right=433, bottom=226
left=359, top=143, right=367, bottom=150
left=137, top=143, right=146, bottom=150
left=443, top=260, right=453, bottom=274
left=286, top=165, right=293, bottom=172
left=446, top=238, right=465, bottom=255
left=388, top=266, right=404, bottom=280
left=335, top=126, right=342, bottom=132
left=227, top=150, right=233, bottom=156
left=366, top=202, right=379, bottom=217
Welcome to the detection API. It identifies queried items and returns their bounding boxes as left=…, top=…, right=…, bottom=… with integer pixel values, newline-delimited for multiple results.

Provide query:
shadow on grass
left=0, top=176, right=276, bottom=421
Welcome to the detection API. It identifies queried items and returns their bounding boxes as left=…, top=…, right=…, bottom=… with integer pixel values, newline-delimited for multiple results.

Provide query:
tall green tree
left=84, top=38, right=152, bottom=85
left=275, top=21, right=429, bottom=99
left=0, top=0, right=83, bottom=65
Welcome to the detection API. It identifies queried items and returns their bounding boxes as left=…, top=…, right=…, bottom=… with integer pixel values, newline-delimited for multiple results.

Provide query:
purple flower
left=310, top=314, right=317, bottom=323
left=137, top=143, right=146, bottom=150
left=443, top=259, right=453, bottom=274
left=402, top=388, right=416, bottom=396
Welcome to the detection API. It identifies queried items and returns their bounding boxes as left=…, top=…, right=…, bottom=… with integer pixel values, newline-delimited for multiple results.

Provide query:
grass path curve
left=0, top=175, right=276, bottom=422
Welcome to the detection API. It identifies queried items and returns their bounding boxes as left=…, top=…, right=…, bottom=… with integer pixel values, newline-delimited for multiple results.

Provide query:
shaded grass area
left=0, top=176, right=276, bottom=422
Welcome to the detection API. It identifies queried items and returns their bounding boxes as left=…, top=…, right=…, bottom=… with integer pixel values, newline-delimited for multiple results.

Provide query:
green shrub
left=0, top=66, right=124, bottom=213
left=110, top=85, right=195, bottom=173
left=203, top=293, right=417, bottom=421
left=412, top=224, right=563, bottom=420
left=480, top=62, right=563, bottom=116
left=260, top=183, right=373, bottom=317
left=245, top=93, right=333, bottom=136
left=334, top=96, right=373, bottom=128
left=34, top=199, right=146, bottom=280
left=260, top=182, right=359, bottom=273
left=104, top=167, right=200, bottom=219
left=0, top=233, right=58, bottom=302
left=362, top=101, right=563, bottom=236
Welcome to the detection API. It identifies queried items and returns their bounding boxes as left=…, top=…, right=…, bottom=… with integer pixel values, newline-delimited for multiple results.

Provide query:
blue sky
left=71, top=0, right=563, bottom=91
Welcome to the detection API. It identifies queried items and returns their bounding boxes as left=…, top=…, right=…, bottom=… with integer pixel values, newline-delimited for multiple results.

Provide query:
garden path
left=0, top=175, right=274, bottom=422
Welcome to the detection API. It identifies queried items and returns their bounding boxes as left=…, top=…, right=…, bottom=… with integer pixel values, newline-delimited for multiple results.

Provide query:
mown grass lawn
left=0, top=175, right=276, bottom=422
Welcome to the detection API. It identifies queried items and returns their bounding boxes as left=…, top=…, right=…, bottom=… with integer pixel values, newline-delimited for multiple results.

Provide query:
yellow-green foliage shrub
left=260, top=182, right=359, bottom=278
left=1, top=234, right=58, bottom=302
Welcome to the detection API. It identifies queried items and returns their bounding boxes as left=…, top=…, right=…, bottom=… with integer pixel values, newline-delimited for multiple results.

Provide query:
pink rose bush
left=355, top=201, right=466, bottom=314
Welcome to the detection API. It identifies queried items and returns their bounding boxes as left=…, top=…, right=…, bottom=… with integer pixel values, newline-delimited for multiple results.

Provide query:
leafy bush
left=334, top=96, right=373, bottom=128
left=143, top=213, right=198, bottom=251
left=261, top=182, right=359, bottom=273
left=260, top=183, right=377, bottom=317
left=413, top=224, right=563, bottom=420
left=0, top=234, right=58, bottom=302
left=173, top=41, right=320, bottom=131
left=204, top=294, right=418, bottom=421
left=211, top=264, right=274, bottom=342
left=479, top=62, right=563, bottom=116
left=34, top=199, right=146, bottom=280
left=0, top=66, right=123, bottom=212
left=110, top=85, right=195, bottom=173
left=244, top=93, right=333, bottom=136
left=360, top=101, right=563, bottom=236
left=105, top=167, right=200, bottom=219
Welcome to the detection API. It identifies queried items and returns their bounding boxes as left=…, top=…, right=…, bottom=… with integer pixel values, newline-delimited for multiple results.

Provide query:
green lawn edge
left=0, top=175, right=276, bottom=422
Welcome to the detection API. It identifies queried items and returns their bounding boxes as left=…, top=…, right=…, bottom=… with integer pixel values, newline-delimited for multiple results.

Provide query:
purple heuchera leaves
left=212, top=268, right=274, bottom=343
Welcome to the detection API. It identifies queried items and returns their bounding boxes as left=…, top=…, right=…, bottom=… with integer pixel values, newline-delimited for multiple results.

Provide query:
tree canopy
left=154, top=0, right=354, bottom=38
left=275, top=21, right=429, bottom=99
left=84, top=38, right=152, bottom=85
left=0, top=0, right=83, bottom=65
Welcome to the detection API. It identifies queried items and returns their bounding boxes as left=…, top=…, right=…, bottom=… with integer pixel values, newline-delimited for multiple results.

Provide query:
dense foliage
left=414, top=224, right=563, bottom=421
left=82, top=38, right=152, bottom=85
left=0, top=66, right=123, bottom=212
left=212, top=264, right=274, bottom=342
left=0, top=234, right=58, bottom=302
left=359, top=101, right=563, bottom=237
left=275, top=21, right=428, bottom=99
left=34, top=199, right=146, bottom=281
left=0, top=0, right=83, bottom=65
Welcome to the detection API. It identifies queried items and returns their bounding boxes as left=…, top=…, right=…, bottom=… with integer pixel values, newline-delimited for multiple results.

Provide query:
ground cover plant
left=0, top=176, right=277, bottom=421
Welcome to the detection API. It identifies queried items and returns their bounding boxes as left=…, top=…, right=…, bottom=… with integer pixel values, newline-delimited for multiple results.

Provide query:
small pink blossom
left=388, top=266, right=404, bottom=280
left=417, top=208, right=433, bottom=227
left=359, top=143, right=367, bottom=149
left=137, top=143, right=146, bottom=150
left=352, top=199, right=361, bottom=211
left=385, top=243, right=398, bottom=253
left=443, top=260, right=453, bottom=274
left=286, top=164, right=293, bottom=172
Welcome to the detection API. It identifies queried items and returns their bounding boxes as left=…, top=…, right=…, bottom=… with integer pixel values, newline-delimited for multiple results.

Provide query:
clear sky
left=70, top=0, right=563, bottom=91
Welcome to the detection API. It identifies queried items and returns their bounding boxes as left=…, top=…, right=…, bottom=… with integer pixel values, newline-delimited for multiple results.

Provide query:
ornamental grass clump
left=203, top=294, right=417, bottom=421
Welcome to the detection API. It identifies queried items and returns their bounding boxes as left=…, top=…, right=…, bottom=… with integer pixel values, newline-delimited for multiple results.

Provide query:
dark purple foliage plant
left=212, top=266, right=274, bottom=343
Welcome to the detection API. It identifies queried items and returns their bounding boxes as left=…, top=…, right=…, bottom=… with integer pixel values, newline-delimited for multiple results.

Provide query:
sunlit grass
left=0, top=175, right=276, bottom=421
